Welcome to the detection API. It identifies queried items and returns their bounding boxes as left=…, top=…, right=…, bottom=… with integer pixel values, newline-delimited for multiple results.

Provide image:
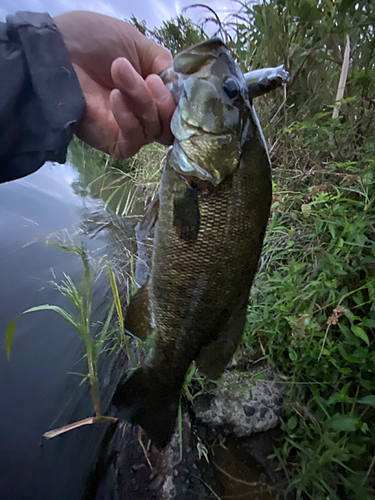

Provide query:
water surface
left=0, top=154, right=136, bottom=499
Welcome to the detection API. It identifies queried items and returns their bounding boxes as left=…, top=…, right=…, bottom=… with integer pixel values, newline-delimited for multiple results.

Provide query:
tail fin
left=112, top=366, right=180, bottom=448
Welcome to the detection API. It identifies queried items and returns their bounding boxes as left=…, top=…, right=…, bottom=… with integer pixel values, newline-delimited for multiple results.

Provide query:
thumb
left=143, top=40, right=173, bottom=75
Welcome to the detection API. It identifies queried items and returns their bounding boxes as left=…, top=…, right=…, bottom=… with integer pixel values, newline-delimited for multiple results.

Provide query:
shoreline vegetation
left=5, top=1, right=375, bottom=498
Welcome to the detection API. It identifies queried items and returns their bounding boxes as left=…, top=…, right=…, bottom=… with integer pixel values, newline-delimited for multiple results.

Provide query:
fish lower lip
left=170, top=139, right=214, bottom=180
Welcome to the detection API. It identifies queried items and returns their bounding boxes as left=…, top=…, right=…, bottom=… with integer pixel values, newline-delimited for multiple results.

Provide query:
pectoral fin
left=173, top=182, right=200, bottom=243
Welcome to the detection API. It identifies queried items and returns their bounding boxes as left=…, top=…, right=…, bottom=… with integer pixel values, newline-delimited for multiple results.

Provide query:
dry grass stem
left=43, top=416, right=118, bottom=440
left=332, top=34, right=350, bottom=119
left=212, top=460, right=270, bottom=489
left=138, top=427, right=153, bottom=470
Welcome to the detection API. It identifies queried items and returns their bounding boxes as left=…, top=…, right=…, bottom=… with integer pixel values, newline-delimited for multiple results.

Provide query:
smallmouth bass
left=113, top=38, right=288, bottom=446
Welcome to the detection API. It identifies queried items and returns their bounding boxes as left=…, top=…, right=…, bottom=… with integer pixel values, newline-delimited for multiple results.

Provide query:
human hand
left=54, top=11, right=176, bottom=158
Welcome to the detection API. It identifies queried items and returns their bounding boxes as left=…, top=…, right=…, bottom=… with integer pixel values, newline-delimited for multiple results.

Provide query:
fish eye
left=222, top=78, right=240, bottom=99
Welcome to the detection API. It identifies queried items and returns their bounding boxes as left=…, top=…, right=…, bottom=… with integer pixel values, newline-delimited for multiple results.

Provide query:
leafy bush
left=244, top=106, right=375, bottom=498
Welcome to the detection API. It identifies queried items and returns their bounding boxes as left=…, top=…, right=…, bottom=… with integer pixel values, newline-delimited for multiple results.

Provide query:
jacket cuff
left=2, top=12, right=86, bottom=181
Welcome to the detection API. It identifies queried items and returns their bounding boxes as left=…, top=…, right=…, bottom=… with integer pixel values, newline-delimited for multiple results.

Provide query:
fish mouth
left=170, top=139, right=221, bottom=184
left=171, top=105, right=229, bottom=141
left=168, top=76, right=242, bottom=185
left=170, top=131, right=240, bottom=186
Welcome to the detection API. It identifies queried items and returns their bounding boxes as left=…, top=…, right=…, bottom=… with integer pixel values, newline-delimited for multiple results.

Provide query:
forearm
left=0, top=12, right=85, bottom=183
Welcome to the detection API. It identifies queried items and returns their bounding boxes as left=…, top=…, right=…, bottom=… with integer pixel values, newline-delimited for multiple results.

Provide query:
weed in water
left=5, top=241, right=119, bottom=438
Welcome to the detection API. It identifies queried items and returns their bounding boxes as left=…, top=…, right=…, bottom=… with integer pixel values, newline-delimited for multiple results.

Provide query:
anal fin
left=195, top=309, right=246, bottom=379
left=112, top=366, right=180, bottom=448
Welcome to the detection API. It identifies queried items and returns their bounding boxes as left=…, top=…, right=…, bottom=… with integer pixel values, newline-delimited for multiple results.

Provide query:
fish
left=112, top=38, right=288, bottom=447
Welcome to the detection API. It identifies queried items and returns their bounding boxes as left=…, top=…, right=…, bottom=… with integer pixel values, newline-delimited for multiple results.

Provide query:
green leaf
left=327, top=383, right=352, bottom=404
left=327, top=253, right=338, bottom=266
left=335, top=268, right=347, bottom=275
left=359, top=422, right=369, bottom=434
left=329, top=225, right=336, bottom=239
left=252, top=372, right=264, bottom=383
left=5, top=305, right=77, bottom=361
left=326, top=414, right=361, bottom=432
left=287, top=415, right=297, bottom=430
left=351, top=325, right=370, bottom=346
left=22, top=305, right=78, bottom=330
left=228, top=386, right=254, bottom=393
left=301, top=204, right=311, bottom=218
left=358, top=395, right=375, bottom=406
left=355, top=234, right=366, bottom=247
left=362, top=171, right=373, bottom=185
left=288, top=348, right=298, bottom=361
left=5, top=317, right=18, bottom=361
left=340, top=367, right=352, bottom=375
left=310, top=385, right=330, bottom=419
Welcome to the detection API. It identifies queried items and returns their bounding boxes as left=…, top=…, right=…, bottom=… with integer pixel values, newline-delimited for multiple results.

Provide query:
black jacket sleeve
left=0, top=12, right=86, bottom=183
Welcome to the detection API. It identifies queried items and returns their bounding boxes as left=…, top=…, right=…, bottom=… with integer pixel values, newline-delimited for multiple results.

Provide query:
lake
left=0, top=150, right=139, bottom=500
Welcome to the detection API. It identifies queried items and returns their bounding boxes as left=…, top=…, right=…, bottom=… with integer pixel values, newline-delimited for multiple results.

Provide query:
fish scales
left=113, top=38, right=287, bottom=447
left=150, top=142, right=271, bottom=374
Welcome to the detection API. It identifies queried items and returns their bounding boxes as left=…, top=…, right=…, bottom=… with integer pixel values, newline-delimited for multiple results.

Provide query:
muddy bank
left=89, top=363, right=287, bottom=500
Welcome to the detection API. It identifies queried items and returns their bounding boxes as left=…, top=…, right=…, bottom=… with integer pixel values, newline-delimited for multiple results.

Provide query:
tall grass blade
left=332, top=34, right=350, bottom=119
left=5, top=305, right=77, bottom=361
left=106, top=259, right=124, bottom=331
left=93, top=303, right=115, bottom=360
left=106, top=258, right=132, bottom=358
left=98, top=303, right=115, bottom=344
left=5, top=317, right=18, bottom=361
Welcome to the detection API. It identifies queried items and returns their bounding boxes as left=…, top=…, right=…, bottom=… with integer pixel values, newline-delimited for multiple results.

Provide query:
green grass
left=243, top=107, right=375, bottom=499
left=5, top=1, right=375, bottom=491
left=69, top=138, right=166, bottom=216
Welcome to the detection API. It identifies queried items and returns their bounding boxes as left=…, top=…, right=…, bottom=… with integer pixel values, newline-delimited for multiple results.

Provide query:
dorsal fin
left=139, top=195, right=159, bottom=232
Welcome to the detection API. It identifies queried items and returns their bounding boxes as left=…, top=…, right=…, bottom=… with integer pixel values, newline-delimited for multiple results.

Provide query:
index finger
left=111, top=58, right=160, bottom=142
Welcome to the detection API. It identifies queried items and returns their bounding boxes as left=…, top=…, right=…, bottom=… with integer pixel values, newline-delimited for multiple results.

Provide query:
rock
left=132, top=463, right=146, bottom=471
left=193, top=366, right=283, bottom=438
left=158, top=410, right=216, bottom=500
left=149, top=475, right=164, bottom=491
left=95, top=365, right=284, bottom=499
